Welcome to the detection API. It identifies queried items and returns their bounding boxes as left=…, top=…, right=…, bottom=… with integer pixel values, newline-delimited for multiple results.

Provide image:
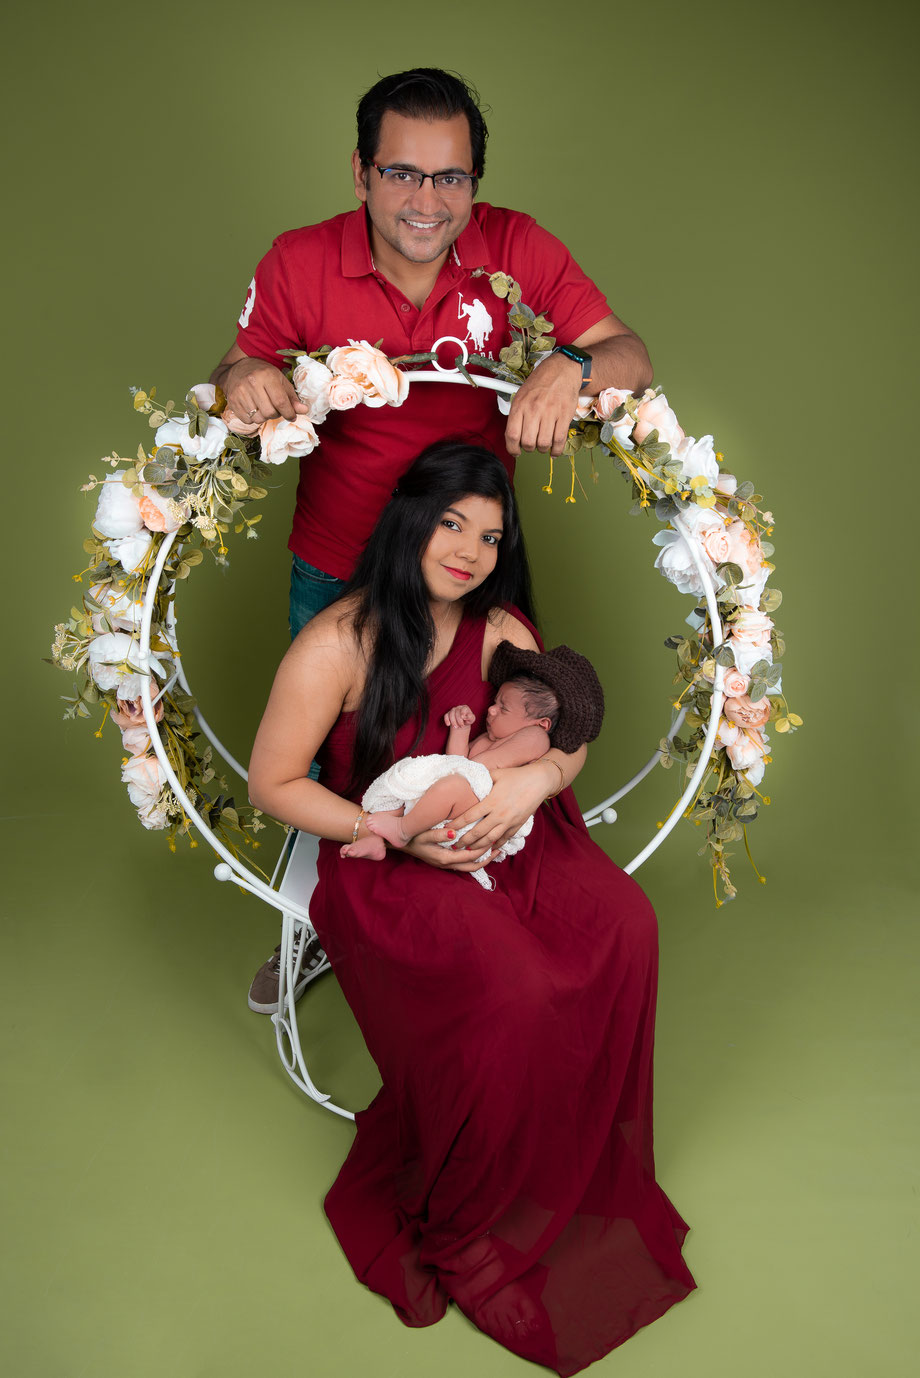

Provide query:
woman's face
left=422, top=494, right=503, bottom=603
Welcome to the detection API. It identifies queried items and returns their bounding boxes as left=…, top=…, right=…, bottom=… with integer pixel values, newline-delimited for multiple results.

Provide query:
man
left=211, top=68, right=652, bottom=1012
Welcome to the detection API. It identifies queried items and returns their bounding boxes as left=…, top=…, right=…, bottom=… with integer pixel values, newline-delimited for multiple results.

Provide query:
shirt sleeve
left=509, top=217, right=613, bottom=345
left=234, top=236, right=302, bottom=368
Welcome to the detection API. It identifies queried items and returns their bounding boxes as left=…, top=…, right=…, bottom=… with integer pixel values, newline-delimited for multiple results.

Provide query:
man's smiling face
left=352, top=111, right=476, bottom=271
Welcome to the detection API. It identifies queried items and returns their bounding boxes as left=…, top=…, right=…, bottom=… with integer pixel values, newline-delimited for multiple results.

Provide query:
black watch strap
left=552, top=344, right=593, bottom=386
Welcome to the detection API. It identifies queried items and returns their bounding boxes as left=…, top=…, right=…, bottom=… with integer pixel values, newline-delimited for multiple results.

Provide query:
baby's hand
left=444, top=704, right=475, bottom=729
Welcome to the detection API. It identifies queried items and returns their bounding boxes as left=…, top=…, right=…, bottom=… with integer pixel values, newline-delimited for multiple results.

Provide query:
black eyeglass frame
left=365, top=162, right=479, bottom=195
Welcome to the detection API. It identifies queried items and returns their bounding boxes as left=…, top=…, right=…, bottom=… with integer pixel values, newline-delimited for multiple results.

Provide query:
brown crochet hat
left=488, top=641, right=605, bottom=754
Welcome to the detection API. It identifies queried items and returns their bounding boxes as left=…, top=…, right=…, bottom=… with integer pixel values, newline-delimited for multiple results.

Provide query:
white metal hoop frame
left=137, top=361, right=724, bottom=1119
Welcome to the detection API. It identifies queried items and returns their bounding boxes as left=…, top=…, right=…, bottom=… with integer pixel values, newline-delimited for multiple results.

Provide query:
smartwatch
left=551, top=343, right=593, bottom=387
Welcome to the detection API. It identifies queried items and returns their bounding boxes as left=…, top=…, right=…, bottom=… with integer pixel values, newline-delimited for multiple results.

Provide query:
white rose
left=107, top=529, right=153, bottom=574
left=259, top=414, right=320, bottom=465
left=652, top=527, right=717, bottom=597
left=291, top=355, right=332, bottom=423
left=674, top=434, right=720, bottom=488
left=155, top=414, right=229, bottom=461
left=728, top=637, right=774, bottom=678
left=89, top=581, right=144, bottom=633
left=715, top=472, right=737, bottom=496
left=88, top=633, right=163, bottom=700
left=742, top=756, right=766, bottom=787
left=189, top=383, right=217, bottom=412
left=94, top=474, right=144, bottom=538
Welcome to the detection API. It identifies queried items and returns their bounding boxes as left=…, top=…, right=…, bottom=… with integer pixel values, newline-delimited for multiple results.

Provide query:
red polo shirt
left=236, top=204, right=611, bottom=579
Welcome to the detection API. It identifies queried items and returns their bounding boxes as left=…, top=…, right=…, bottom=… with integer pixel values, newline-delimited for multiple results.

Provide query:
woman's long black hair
left=341, top=440, right=536, bottom=793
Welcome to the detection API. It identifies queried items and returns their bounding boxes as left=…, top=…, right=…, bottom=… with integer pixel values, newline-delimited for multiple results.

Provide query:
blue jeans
left=289, top=555, right=347, bottom=641
left=288, top=555, right=347, bottom=779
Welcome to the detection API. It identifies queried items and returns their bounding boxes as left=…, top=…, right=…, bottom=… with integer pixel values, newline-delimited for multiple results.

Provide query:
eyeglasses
left=367, top=163, right=477, bottom=197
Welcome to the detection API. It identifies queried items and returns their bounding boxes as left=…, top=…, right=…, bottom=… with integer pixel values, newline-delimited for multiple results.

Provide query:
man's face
left=352, top=111, right=476, bottom=268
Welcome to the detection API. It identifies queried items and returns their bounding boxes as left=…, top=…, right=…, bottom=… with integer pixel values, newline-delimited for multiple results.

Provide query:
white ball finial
left=213, top=862, right=234, bottom=882
left=601, top=808, right=618, bottom=824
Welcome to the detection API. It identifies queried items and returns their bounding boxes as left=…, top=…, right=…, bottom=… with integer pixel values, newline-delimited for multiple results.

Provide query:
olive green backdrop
left=2, top=1, right=917, bottom=1375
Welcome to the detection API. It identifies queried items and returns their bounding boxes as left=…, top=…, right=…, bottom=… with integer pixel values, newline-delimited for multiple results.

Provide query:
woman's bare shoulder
left=484, top=607, right=540, bottom=653
left=284, top=595, right=364, bottom=681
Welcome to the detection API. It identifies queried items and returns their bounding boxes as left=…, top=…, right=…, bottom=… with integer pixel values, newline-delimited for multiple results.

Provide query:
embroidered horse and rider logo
left=457, top=293, right=494, bottom=352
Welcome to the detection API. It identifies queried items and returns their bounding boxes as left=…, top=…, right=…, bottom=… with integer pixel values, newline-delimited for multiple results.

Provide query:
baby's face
left=485, top=683, right=545, bottom=741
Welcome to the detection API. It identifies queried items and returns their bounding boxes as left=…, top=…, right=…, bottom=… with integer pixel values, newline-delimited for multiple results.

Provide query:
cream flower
left=94, top=474, right=144, bottom=539
left=88, top=633, right=163, bottom=700
left=89, top=581, right=144, bottom=633
left=291, top=355, right=333, bottom=423
left=155, top=413, right=229, bottom=461
left=325, top=339, right=409, bottom=408
left=724, top=727, right=768, bottom=773
left=120, top=724, right=152, bottom=757
left=259, top=414, right=320, bottom=465
left=121, top=753, right=169, bottom=829
left=674, top=434, right=719, bottom=488
left=106, top=529, right=153, bottom=574
left=730, top=608, right=774, bottom=648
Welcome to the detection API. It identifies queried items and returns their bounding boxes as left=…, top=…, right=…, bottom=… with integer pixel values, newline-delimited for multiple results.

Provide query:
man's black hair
left=356, top=68, right=488, bottom=178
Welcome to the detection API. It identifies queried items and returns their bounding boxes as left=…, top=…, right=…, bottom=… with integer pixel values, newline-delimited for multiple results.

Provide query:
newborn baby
left=342, top=673, right=559, bottom=888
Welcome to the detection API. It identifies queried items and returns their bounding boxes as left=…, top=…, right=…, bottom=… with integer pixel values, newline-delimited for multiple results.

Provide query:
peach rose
left=724, top=520, right=764, bottom=580
left=137, top=484, right=190, bottom=534
left=326, top=375, right=364, bottom=410
left=699, top=520, right=731, bottom=565
left=722, top=667, right=751, bottom=697
left=633, top=392, right=685, bottom=451
left=592, top=386, right=633, bottom=422
left=259, top=414, right=319, bottom=465
left=724, top=694, right=771, bottom=729
left=121, top=753, right=170, bottom=829
left=325, top=339, right=409, bottom=408
left=592, top=386, right=636, bottom=448
left=222, top=407, right=263, bottom=437
left=121, top=724, right=152, bottom=756
left=112, top=696, right=164, bottom=730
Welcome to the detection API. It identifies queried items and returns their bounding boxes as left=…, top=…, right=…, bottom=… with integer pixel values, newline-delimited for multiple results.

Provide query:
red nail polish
left=447, top=829, right=456, bottom=839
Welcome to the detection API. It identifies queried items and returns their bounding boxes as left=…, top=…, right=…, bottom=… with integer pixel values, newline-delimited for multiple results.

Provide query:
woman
left=249, top=441, right=695, bottom=1375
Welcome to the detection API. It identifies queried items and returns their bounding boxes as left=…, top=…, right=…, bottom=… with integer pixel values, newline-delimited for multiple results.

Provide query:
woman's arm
left=248, top=609, right=374, bottom=844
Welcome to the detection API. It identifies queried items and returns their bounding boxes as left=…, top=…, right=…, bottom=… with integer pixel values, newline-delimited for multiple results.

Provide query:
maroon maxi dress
left=310, top=611, right=695, bottom=1375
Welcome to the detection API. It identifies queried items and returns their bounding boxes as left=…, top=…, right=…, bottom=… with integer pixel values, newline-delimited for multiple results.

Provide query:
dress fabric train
left=310, top=612, right=696, bottom=1375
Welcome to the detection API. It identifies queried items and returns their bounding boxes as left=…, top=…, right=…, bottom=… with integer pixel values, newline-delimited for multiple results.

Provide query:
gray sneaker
left=247, top=929, right=328, bottom=1014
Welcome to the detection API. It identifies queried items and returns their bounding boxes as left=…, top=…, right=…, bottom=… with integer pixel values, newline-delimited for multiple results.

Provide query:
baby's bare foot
left=366, top=814, right=411, bottom=849
left=340, top=835, right=387, bottom=861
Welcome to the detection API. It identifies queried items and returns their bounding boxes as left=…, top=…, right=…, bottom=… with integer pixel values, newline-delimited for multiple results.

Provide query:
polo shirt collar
left=340, top=205, right=489, bottom=278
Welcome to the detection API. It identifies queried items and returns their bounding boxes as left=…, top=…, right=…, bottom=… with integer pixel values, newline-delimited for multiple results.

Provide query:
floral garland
left=51, top=273, right=798, bottom=900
